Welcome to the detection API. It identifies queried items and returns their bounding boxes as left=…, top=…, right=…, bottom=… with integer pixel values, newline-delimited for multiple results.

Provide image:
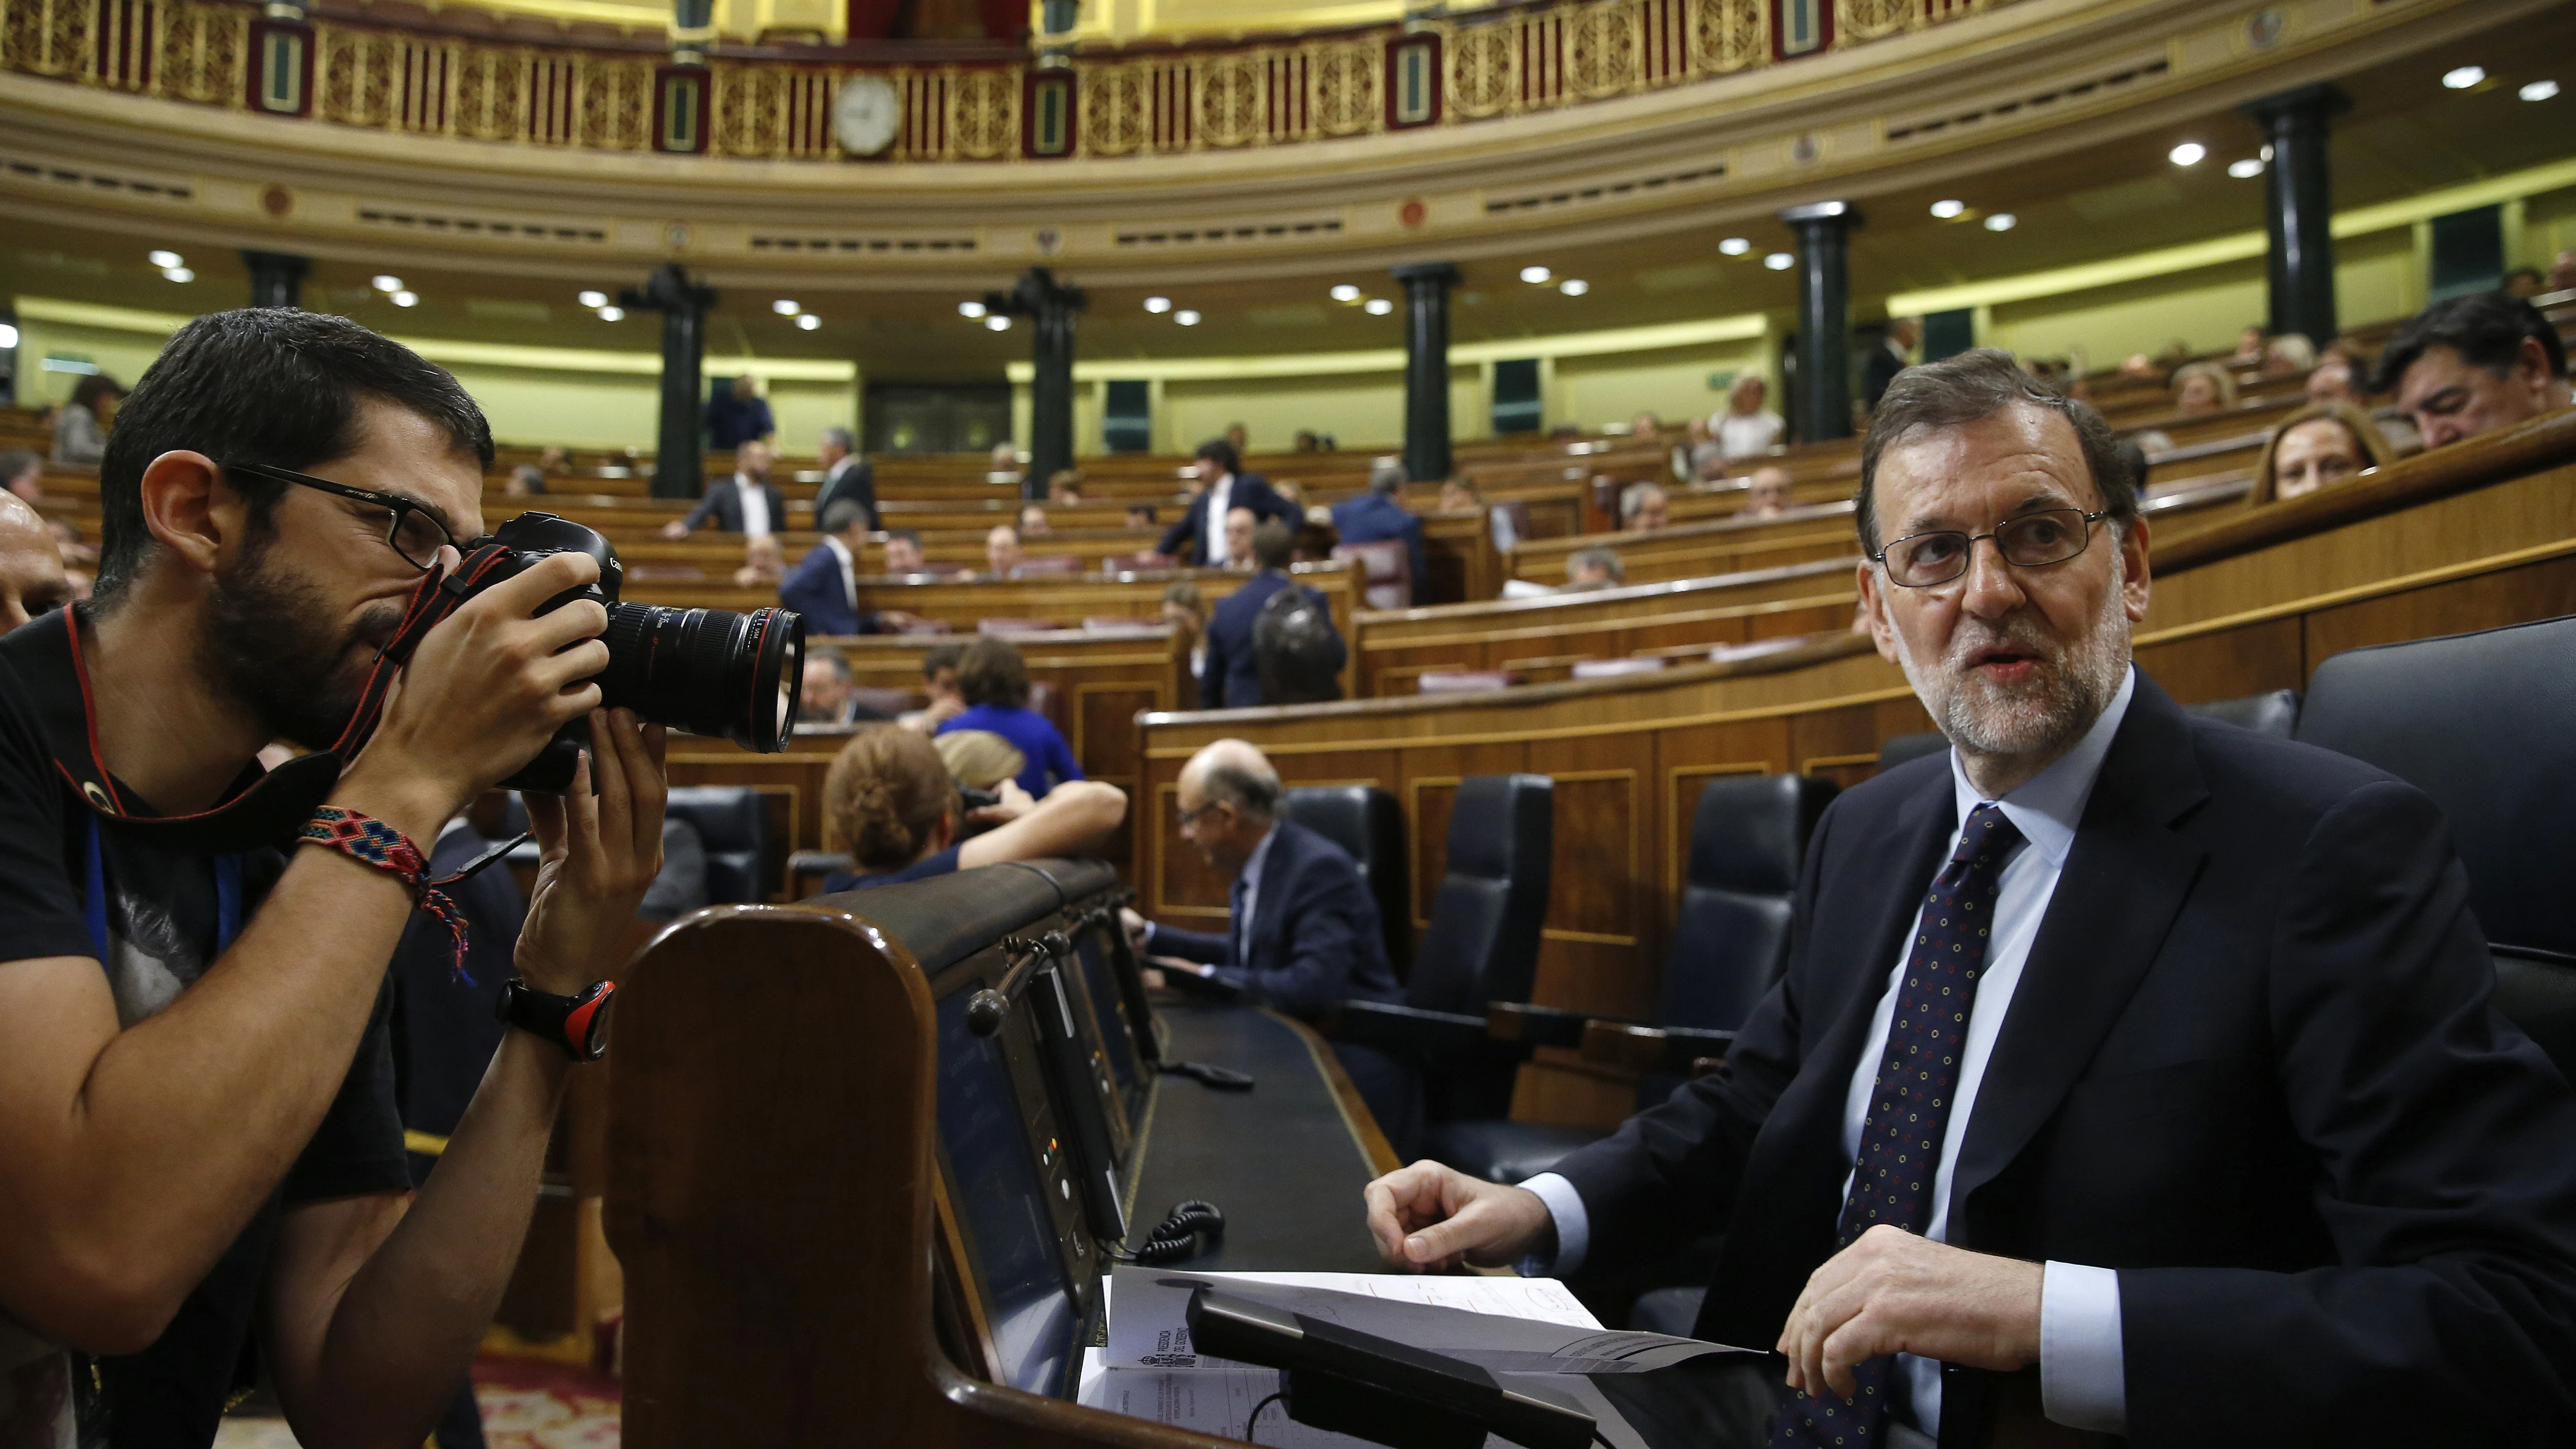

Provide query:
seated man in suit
left=1364, top=348, right=2576, bottom=1447
left=661, top=440, right=785, bottom=539
left=796, top=647, right=889, bottom=729
left=882, top=528, right=926, bottom=576
left=1202, top=519, right=1343, bottom=710
left=1156, top=439, right=1295, bottom=564
left=1330, top=461, right=1428, bottom=596
left=1743, top=465, right=1796, bottom=520
left=982, top=523, right=1023, bottom=580
left=2375, top=292, right=2571, bottom=452
left=812, top=425, right=878, bottom=533
left=780, top=500, right=915, bottom=637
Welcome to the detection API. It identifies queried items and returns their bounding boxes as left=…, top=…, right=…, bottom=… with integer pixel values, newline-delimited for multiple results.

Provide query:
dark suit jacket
left=1329, top=493, right=1427, bottom=592
left=778, top=542, right=881, bottom=638
left=1200, top=571, right=1343, bottom=711
left=813, top=456, right=879, bottom=533
left=1551, top=673, right=2576, bottom=1447
left=680, top=477, right=788, bottom=535
left=1155, top=474, right=1295, bottom=563
left=1153, top=820, right=1402, bottom=1019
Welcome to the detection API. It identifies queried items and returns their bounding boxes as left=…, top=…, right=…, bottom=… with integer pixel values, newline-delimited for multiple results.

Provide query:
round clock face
left=836, top=75, right=899, bottom=157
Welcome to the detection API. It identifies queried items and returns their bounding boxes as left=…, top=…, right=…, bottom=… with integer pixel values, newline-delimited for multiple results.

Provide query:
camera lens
left=596, top=602, right=805, bottom=752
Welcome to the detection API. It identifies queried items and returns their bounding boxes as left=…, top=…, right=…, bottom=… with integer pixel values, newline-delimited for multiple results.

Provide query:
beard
left=196, top=528, right=405, bottom=752
left=1888, top=555, right=2133, bottom=764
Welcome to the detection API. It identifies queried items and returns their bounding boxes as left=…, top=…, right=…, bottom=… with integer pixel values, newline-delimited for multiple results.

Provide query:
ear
left=1854, top=558, right=1901, bottom=663
left=931, top=807, right=957, bottom=854
left=2516, top=335, right=2555, bottom=395
left=134, top=450, right=245, bottom=582
left=2117, top=514, right=2155, bottom=623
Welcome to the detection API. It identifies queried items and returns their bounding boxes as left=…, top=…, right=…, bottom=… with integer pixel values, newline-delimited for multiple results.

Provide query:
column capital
left=1778, top=200, right=1863, bottom=230
left=1390, top=262, right=1460, bottom=286
left=2240, top=81, right=2350, bottom=124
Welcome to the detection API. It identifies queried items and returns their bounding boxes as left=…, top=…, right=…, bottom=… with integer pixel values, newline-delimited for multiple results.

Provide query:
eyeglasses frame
left=1868, top=506, right=2110, bottom=590
left=219, top=460, right=460, bottom=572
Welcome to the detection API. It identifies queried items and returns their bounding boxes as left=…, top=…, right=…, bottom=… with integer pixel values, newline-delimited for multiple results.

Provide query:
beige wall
left=13, top=318, right=168, bottom=409
left=1550, top=338, right=1773, bottom=433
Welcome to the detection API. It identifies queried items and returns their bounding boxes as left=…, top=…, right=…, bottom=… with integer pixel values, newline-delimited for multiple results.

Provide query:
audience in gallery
left=982, top=522, right=1024, bottom=579
left=1157, top=438, right=1295, bottom=564
left=2231, top=321, right=2269, bottom=363
left=2260, top=331, right=2318, bottom=376
left=1163, top=580, right=1210, bottom=707
left=797, top=647, right=879, bottom=727
left=2554, top=248, right=2576, bottom=293
left=702, top=373, right=773, bottom=449
left=1019, top=502, right=1051, bottom=536
left=897, top=642, right=966, bottom=733
left=2245, top=400, right=2392, bottom=508
left=1225, top=422, right=1251, bottom=457
left=1330, top=460, right=1428, bottom=591
left=1563, top=545, right=1625, bottom=590
left=661, top=439, right=783, bottom=539
left=1629, top=410, right=1663, bottom=440
left=1125, top=502, right=1159, bottom=530
left=985, top=441, right=1022, bottom=485
left=534, top=443, right=570, bottom=477
left=1622, top=482, right=1672, bottom=532
left=1712, top=373, right=1787, bottom=460
left=932, top=727, right=1027, bottom=794
left=1862, top=316, right=1921, bottom=410
left=731, top=531, right=783, bottom=588
left=881, top=528, right=927, bottom=575
left=49, top=373, right=122, bottom=468
left=2375, top=291, right=2572, bottom=451
left=0, top=492, right=76, bottom=633
left=2506, top=266, right=2547, bottom=300
left=1742, top=466, right=1796, bottom=520
left=812, top=425, right=878, bottom=533
left=782, top=499, right=915, bottom=636
left=816, top=724, right=1125, bottom=894
left=1204, top=518, right=1344, bottom=711
left=503, top=464, right=547, bottom=498
left=2169, top=359, right=2238, bottom=416
left=3, top=449, right=40, bottom=502
left=1683, top=417, right=1724, bottom=479
left=935, top=637, right=1082, bottom=798
left=1046, top=469, right=1086, bottom=504
left=2305, top=344, right=2363, bottom=405
left=1437, top=477, right=1483, bottom=513
left=2116, top=352, right=2162, bottom=380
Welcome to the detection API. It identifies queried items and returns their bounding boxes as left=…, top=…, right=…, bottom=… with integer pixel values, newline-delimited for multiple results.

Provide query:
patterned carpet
left=215, top=1358, right=621, bottom=1449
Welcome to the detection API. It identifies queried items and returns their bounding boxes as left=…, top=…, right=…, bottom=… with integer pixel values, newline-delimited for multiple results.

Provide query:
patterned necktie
left=1771, top=803, right=2025, bottom=1449
left=1228, top=872, right=1251, bottom=966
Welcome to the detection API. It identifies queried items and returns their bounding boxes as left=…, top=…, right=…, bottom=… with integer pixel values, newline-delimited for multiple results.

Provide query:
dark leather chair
left=664, top=786, right=767, bottom=904
left=1285, top=785, right=1411, bottom=977
left=2294, top=614, right=2576, bottom=1074
left=2189, top=687, right=2299, bottom=737
left=1878, top=731, right=1947, bottom=772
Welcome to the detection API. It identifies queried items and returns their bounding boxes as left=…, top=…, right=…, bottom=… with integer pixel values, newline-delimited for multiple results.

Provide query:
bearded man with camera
left=0, top=310, right=722, bottom=1447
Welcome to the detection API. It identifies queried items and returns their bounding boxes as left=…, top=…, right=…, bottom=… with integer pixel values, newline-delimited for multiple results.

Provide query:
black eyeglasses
left=222, top=461, right=459, bottom=571
left=1871, top=507, right=2107, bottom=589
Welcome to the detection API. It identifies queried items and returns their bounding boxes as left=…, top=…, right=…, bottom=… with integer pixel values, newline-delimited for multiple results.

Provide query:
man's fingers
left=1818, top=1310, right=1882, bottom=1400
left=588, top=710, right=634, bottom=861
left=471, top=549, right=600, bottom=618
left=525, top=789, right=569, bottom=861
left=522, top=596, right=609, bottom=654
left=565, top=748, right=602, bottom=863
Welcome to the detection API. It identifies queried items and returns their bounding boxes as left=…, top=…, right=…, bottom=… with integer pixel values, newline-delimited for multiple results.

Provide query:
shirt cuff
left=2039, top=1261, right=2126, bottom=1435
left=1516, top=1172, right=1590, bottom=1279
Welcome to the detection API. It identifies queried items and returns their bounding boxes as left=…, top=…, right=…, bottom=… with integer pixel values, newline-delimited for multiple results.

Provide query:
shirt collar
left=1946, top=664, right=2135, bottom=868
left=822, top=534, right=852, bottom=566
left=734, top=472, right=759, bottom=490
left=1238, top=820, right=1280, bottom=887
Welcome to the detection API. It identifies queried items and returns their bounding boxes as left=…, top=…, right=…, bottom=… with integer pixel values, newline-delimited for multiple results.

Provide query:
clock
left=835, top=74, right=899, bottom=158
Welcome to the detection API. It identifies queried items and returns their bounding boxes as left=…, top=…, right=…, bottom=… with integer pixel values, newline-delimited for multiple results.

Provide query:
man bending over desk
left=1363, top=349, right=2576, bottom=1447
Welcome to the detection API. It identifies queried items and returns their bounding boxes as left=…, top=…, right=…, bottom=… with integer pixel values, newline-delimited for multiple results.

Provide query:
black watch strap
left=497, top=978, right=615, bottom=1062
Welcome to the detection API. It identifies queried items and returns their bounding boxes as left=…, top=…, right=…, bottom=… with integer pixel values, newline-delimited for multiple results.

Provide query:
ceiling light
left=959, top=300, right=987, bottom=318
left=148, top=249, right=182, bottom=268
left=1329, top=284, right=1360, bottom=302
left=773, top=299, right=801, bottom=315
left=1175, top=310, right=1202, bottom=326
left=1558, top=279, right=1589, bottom=296
left=2228, top=157, right=2264, bottom=178
left=1984, top=212, right=2018, bottom=231
left=1763, top=252, right=1795, bottom=271
left=2442, top=65, right=2485, bottom=89
left=578, top=289, right=608, bottom=308
left=0, top=323, right=15, bottom=349
left=985, top=314, right=1011, bottom=331
left=1364, top=297, right=1394, bottom=315
left=2523, top=79, right=2561, bottom=101
left=2169, top=141, right=2206, bottom=166
left=391, top=290, right=417, bottom=307
left=1143, top=296, right=1171, bottom=314
left=162, top=266, right=194, bottom=283
left=1929, top=199, right=1965, bottom=219
left=372, top=274, right=402, bottom=292
left=597, top=306, right=625, bottom=321
left=1719, top=238, right=1751, bottom=256
left=796, top=313, right=820, bottom=330
left=1519, top=265, right=1551, bottom=284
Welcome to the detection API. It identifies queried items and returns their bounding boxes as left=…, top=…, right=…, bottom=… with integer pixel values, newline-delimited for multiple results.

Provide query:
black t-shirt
left=818, top=844, right=963, bottom=896
left=0, top=614, right=408, bottom=1449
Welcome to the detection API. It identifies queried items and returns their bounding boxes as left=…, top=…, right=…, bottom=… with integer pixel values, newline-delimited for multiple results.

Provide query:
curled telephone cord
left=1106, top=1199, right=1226, bottom=1265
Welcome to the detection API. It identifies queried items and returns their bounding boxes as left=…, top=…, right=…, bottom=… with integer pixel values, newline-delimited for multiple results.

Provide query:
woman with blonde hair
left=2171, top=360, right=2238, bottom=416
left=817, top=725, right=1126, bottom=893
left=2246, top=401, right=2391, bottom=508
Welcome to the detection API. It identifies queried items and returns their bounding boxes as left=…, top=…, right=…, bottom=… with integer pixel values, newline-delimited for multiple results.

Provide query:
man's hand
left=1120, top=906, right=1151, bottom=951
left=659, top=519, right=690, bottom=540
left=879, top=610, right=919, bottom=630
left=1776, top=1225, right=2043, bottom=1400
left=1362, top=1161, right=1553, bottom=1273
left=965, top=779, right=1034, bottom=827
left=515, top=709, right=669, bottom=993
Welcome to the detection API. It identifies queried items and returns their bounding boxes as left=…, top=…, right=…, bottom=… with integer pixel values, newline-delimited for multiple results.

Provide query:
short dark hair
left=0, top=449, right=38, bottom=484
left=921, top=641, right=964, bottom=678
left=887, top=527, right=923, bottom=550
left=1251, top=517, right=1293, bottom=570
left=1856, top=348, right=2134, bottom=556
left=1195, top=438, right=1240, bottom=474
left=820, top=498, right=867, bottom=534
left=95, top=309, right=492, bottom=596
left=957, top=636, right=1031, bottom=709
left=2372, top=292, right=2567, bottom=392
left=808, top=646, right=852, bottom=681
left=70, top=374, right=124, bottom=413
left=1127, top=503, right=1157, bottom=523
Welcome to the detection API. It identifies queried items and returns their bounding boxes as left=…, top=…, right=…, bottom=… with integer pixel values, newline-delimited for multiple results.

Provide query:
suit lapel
left=1949, top=677, right=2210, bottom=1220
left=1249, top=826, right=1296, bottom=970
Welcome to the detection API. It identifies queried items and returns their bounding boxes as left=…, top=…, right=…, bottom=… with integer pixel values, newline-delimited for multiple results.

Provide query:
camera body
left=466, top=513, right=806, bottom=793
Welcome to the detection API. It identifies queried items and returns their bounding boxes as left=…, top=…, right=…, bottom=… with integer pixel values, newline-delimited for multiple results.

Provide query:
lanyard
left=82, top=813, right=242, bottom=963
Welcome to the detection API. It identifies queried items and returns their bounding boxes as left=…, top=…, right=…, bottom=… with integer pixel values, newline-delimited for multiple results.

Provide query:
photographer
left=0, top=309, right=667, bottom=1448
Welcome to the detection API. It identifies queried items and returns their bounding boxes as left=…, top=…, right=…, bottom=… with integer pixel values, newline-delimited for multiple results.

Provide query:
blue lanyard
left=82, top=814, right=242, bottom=962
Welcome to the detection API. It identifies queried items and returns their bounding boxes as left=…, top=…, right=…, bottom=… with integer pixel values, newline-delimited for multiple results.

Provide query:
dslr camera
left=464, top=513, right=806, bottom=792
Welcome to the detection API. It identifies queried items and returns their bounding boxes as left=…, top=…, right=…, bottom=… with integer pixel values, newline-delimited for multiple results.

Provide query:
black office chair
left=664, top=786, right=768, bottom=904
left=1877, top=731, right=1946, bottom=772
left=2189, top=687, right=2299, bottom=737
left=1285, top=785, right=1411, bottom=976
left=2294, top=614, right=2576, bottom=1074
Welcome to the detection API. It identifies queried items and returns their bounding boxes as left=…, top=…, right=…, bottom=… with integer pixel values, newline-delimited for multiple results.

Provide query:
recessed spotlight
left=597, top=306, right=625, bottom=321
left=1175, top=310, right=1202, bottom=326
left=148, top=249, right=183, bottom=268
left=959, top=300, right=988, bottom=318
left=162, top=266, right=194, bottom=283
left=372, top=274, right=403, bottom=292
left=0, top=323, right=16, bottom=349
left=1719, top=238, right=1751, bottom=256
left=1558, top=279, right=1589, bottom=296
left=796, top=314, right=820, bottom=330
left=2169, top=142, right=2206, bottom=166
left=2523, top=79, right=2561, bottom=101
left=2442, top=65, right=2485, bottom=90
left=578, top=289, right=608, bottom=308
left=773, top=299, right=801, bottom=315
left=985, top=314, right=1011, bottom=331
left=391, top=290, right=418, bottom=307
left=1143, top=296, right=1171, bottom=314
left=1329, top=284, right=1360, bottom=302
left=1984, top=212, right=2018, bottom=232
left=1929, top=199, right=1965, bottom=219
left=1364, top=297, right=1394, bottom=315
left=2228, top=158, right=2264, bottom=178
left=1519, top=265, right=1551, bottom=284
left=1763, top=252, right=1795, bottom=270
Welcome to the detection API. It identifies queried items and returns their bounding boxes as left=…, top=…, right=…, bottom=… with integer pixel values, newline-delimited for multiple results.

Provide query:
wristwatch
left=496, top=978, right=616, bottom=1062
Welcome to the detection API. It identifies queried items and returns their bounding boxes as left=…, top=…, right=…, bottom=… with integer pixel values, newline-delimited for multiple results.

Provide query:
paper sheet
left=1105, top=1268, right=1597, bottom=1369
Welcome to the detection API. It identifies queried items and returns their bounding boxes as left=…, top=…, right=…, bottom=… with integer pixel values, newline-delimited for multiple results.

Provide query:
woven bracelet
left=298, top=805, right=472, bottom=979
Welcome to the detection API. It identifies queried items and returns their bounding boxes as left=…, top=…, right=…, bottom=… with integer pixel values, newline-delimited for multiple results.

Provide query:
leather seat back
left=2187, top=687, right=2299, bottom=737
left=664, top=785, right=768, bottom=904
left=1284, top=785, right=1411, bottom=975
left=1663, top=773, right=1840, bottom=1034
left=1878, top=731, right=1947, bottom=772
left=1410, top=774, right=1553, bottom=1122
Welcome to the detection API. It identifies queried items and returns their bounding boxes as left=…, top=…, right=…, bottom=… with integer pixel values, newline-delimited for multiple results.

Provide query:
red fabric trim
left=58, top=613, right=129, bottom=813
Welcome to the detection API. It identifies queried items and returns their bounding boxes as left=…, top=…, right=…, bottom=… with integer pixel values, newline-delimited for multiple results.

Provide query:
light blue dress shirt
left=1522, top=666, right=2137, bottom=1437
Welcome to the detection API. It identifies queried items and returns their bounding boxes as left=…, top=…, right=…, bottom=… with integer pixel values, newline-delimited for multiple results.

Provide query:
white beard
left=1887, top=552, right=2133, bottom=766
